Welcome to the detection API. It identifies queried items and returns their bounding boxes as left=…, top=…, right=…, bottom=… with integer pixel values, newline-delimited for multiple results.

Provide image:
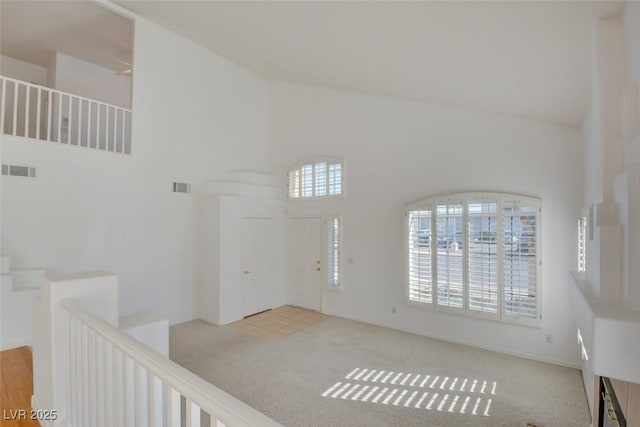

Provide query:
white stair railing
left=33, top=272, right=281, bottom=427
left=0, top=75, right=132, bottom=154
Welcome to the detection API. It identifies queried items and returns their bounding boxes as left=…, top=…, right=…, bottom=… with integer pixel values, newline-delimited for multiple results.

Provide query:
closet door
left=242, top=217, right=273, bottom=316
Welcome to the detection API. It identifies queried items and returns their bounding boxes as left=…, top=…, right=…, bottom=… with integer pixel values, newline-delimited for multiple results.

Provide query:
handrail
left=60, top=299, right=282, bottom=427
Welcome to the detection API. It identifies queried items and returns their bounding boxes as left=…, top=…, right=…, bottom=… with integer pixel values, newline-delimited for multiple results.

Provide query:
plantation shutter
left=408, top=209, right=432, bottom=303
left=502, top=199, right=539, bottom=320
left=467, top=200, right=499, bottom=315
left=288, top=159, right=343, bottom=198
left=436, top=201, right=464, bottom=309
left=328, top=217, right=340, bottom=286
left=315, top=162, right=327, bottom=196
left=302, top=164, right=313, bottom=197
left=328, top=163, right=342, bottom=195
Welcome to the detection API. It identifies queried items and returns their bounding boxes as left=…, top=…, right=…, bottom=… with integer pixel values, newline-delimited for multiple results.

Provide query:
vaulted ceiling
left=117, top=1, right=625, bottom=128
left=2, top=1, right=625, bottom=128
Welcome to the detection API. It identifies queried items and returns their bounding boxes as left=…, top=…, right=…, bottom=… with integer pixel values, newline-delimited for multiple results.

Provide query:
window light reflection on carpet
left=321, top=368, right=496, bottom=416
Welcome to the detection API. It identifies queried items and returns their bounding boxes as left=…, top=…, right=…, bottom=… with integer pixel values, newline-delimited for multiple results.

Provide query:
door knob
left=244, top=270, right=251, bottom=274
left=316, top=268, right=320, bottom=272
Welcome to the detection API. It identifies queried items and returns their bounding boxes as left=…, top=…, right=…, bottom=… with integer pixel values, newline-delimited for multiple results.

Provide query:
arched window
left=407, top=192, right=541, bottom=326
left=288, top=158, right=343, bottom=199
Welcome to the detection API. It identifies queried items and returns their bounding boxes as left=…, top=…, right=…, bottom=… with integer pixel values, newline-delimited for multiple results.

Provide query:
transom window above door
left=288, top=158, right=343, bottom=199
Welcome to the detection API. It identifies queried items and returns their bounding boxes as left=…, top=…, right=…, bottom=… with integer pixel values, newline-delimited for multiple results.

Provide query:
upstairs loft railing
left=0, top=75, right=132, bottom=154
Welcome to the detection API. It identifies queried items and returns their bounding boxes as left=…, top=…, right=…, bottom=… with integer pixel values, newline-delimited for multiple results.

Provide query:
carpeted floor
left=170, top=309, right=590, bottom=427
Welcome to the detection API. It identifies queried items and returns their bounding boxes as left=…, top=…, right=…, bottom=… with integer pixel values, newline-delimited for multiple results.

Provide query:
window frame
left=287, top=157, right=344, bottom=200
left=405, top=192, right=542, bottom=328
left=578, top=215, right=587, bottom=273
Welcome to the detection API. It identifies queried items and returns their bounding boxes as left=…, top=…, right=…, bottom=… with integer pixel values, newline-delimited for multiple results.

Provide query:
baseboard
left=322, top=309, right=581, bottom=370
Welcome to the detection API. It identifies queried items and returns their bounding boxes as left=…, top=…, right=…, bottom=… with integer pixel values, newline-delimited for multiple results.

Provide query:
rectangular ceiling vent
left=173, top=182, right=191, bottom=194
left=2, top=164, right=36, bottom=178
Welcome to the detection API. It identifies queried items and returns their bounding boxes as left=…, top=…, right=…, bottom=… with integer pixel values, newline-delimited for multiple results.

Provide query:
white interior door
left=288, top=217, right=323, bottom=311
left=242, top=217, right=273, bottom=317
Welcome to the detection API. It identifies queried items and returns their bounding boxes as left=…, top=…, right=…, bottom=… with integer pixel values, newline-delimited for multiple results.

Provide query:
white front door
left=242, top=217, right=273, bottom=317
left=288, top=217, right=323, bottom=311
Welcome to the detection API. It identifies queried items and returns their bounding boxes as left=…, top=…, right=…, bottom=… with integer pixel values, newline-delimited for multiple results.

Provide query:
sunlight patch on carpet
left=321, top=368, right=496, bottom=416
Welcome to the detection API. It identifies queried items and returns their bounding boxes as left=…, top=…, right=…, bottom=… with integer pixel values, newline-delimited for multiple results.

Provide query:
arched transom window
left=288, top=158, right=343, bottom=199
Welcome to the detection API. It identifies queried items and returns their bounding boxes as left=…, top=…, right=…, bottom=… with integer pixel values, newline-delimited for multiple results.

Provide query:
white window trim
left=287, top=156, right=345, bottom=200
left=405, top=192, right=542, bottom=328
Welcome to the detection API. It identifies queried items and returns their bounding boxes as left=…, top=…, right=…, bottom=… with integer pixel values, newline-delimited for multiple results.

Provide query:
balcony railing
left=0, top=75, right=132, bottom=154
left=33, top=272, right=282, bottom=427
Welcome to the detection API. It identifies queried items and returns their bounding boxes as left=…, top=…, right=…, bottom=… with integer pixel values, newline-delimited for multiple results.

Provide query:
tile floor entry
left=231, top=305, right=327, bottom=340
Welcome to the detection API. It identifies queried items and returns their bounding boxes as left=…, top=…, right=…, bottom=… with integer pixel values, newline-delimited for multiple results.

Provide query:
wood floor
left=0, top=346, right=39, bottom=427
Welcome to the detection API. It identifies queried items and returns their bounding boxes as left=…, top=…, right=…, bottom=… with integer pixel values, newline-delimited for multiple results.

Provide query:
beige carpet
left=170, top=311, right=590, bottom=427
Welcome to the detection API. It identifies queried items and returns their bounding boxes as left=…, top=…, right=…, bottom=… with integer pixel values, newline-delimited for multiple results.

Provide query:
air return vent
left=2, top=164, right=36, bottom=178
left=173, top=182, right=191, bottom=193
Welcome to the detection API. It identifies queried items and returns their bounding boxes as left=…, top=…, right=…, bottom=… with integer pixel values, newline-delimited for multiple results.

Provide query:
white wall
left=625, top=2, right=640, bottom=93
left=0, top=55, right=48, bottom=86
left=1, top=14, right=268, bottom=325
left=53, top=52, right=131, bottom=109
left=267, top=82, right=584, bottom=366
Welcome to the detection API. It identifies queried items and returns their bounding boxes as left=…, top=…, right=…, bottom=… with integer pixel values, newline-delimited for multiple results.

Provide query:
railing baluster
left=190, top=400, right=201, bottom=427
left=123, top=355, right=135, bottom=427
left=46, top=90, right=52, bottom=141
left=57, top=92, right=62, bottom=143
left=125, top=111, right=131, bottom=154
left=12, top=81, right=18, bottom=136
left=149, top=375, right=163, bottom=427
left=68, top=315, right=76, bottom=425
left=75, top=319, right=83, bottom=424
left=105, top=106, right=110, bottom=151
left=82, top=324, right=90, bottom=426
left=0, top=78, right=5, bottom=135
left=135, top=364, right=149, bottom=426
left=24, top=85, right=30, bottom=137
left=168, top=388, right=181, bottom=427
left=103, top=339, right=113, bottom=427
left=96, top=104, right=101, bottom=149
left=87, top=102, right=92, bottom=148
left=120, top=109, right=125, bottom=153
left=113, top=347, right=122, bottom=427
left=95, top=335, right=104, bottom=426
left=77, top=98, right=83, bottom=146
left=67, top=95, right=72, bottom=144
left=112, top=107, right=117, bottom=152
left=36, top=88, right=41, bottom=140
left=88, top=330, right=96, bottom=427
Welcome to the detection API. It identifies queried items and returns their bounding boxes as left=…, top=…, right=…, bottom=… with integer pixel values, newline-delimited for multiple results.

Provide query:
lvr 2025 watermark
left=3, top=409, right=58, bottom=421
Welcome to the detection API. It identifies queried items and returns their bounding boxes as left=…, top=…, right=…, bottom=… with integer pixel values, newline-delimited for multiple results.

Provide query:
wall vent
left=173, top=182, right=191, bottom=193
left=2, top=164, right=36, bottom=178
